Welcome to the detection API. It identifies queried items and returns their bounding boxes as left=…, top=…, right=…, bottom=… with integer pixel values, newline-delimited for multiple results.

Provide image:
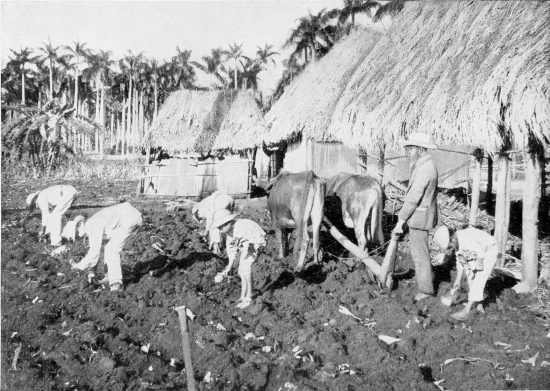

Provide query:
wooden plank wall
left=282, top=140, right=366, bottom=179
left=142, top=156, right=251, bottom=197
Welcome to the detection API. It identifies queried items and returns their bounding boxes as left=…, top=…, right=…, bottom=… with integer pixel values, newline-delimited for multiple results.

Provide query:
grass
left=1, top=155, right=141, bottom=182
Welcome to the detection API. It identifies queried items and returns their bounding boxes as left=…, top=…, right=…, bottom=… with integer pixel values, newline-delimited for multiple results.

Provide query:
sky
left=2, top=0, right=342, bottom=94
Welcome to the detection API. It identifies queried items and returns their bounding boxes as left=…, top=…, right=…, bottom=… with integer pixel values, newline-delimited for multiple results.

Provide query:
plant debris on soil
left=2, top=178, right=550, bottom=390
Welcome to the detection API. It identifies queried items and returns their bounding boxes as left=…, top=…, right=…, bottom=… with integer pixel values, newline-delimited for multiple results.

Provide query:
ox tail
left=293, top=171, right=314, bottom=260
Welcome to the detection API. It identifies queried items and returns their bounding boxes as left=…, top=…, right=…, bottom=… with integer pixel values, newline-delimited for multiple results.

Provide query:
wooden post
left=521, top=149, right=541, bottom=289
left=247, top=159, right=253, bottom=198
left=175, top=306, right=196, bottom=391
left=378, top=144, right=386, bottom=185
left=486, top=155, right=494, bottom=215
left=540, top=149, right=548, bottom=231
left=469, top=148, right=483, bottom=227
left=494, top=153, right=511, bottom=267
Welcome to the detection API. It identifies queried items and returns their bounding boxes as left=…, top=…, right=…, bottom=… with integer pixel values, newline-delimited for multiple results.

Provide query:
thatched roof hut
left=266, top=1, right=550, bottom=154
left=148, top=89, right=267, bottom=155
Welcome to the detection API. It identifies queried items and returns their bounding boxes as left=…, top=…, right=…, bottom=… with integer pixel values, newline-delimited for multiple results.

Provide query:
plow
left=322, top=217, right=398, bottom=289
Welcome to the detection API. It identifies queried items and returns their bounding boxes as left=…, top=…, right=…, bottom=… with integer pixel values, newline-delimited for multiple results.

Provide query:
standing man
left=392, top=133, right=439, bottom=302
left=67, top=202, right=143, bottom=291
left=26, top=185, right=79, bottom=247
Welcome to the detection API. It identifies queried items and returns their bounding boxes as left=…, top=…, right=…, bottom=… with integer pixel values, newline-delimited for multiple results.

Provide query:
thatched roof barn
left=148, top=89, right=267, bottom=155
left=266, top=1, right=550, bottom=154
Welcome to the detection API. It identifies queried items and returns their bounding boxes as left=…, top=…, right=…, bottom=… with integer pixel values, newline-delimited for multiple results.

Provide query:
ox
left=326, top=172, right=384, bottom=252
left=266, top=171, right=325, bottom=272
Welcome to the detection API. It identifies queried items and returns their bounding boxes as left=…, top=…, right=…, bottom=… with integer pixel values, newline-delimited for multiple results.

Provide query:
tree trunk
left=110, top=113, right=115, bottom=152
left=21, top=72, right=25, bottom=105
left=486, top=156, right=494, bottom=215
left=469, top=150, right=482, bottom=227
left=121, top=100, right=127, bottom=155
left=494, top=154, right=511, bottom=267
left=100, top=86, right=106, bottom=158
left=74, top=58, right=79, bottom=110
left=49, top=60, right=53, bottom=100
left=139, top=90, right=144, bottom=141
left=95, top=82, right=100, bottom=153
left=127, top=78, right=133, bottom=153
left=234, top=58, right=238, bottom=89
left=521, top=150, right=541, bottom=289
left=133, top=88, right=138, bottom=150
left=154, top=81, right=158, bottom=119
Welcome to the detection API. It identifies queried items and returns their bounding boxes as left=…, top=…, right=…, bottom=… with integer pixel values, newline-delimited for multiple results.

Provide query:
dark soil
left=2, top=178, right=549, bottom=390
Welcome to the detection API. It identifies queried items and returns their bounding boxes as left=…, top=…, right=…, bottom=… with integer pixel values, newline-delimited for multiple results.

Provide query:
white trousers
left=43, top=194, right=77, bottom=246
left=461, top=245, right=498, bottom=302
left=102, top=226, right=135, bottom=285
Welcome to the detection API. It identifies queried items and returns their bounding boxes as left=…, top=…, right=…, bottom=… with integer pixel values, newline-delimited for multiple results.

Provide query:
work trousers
left=409, top=228, right=434, bottom=295
left=102, top=226, right=135, bottom=286
left=462, top=245, right=498, bottom=302
left=42, top=193, right=77, bottom=246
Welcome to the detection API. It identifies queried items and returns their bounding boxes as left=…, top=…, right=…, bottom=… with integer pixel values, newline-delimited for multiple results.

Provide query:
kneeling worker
left=211, top=209, right=266, bottom=308
left=433, top=225, right=499, bottom=321
left=26, top=184, right=79, bottom=247
left=65, top=202, right=143, bottom=291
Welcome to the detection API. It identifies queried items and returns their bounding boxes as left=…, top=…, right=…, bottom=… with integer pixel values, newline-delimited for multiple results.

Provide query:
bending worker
left=433, top=225, right=498, bottom=321
left=66, top=202, right=143, bottom=291
left=392, top=133, right=439, bottom=302
left=192, top=191, right=235, bottom=255
left=26, top=184, right=79, bottom=247
left=210, top=209, right=266, bottom=309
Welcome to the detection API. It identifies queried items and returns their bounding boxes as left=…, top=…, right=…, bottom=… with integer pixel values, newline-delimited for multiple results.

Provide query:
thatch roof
left=266, top=1, right=550, bottom=154
left=148, top=89, right=267, bottom=155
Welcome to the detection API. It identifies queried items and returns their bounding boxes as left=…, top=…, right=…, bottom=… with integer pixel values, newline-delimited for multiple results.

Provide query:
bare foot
left=451, top=307, right=470, bottom=321
left=414, top=292, right=433, bottom=302
left=476, top=303, right=485, bottom=314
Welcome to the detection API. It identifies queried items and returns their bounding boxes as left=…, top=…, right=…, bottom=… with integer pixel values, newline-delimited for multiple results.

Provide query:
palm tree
left=256, top=43, right=279, bottom=70
left=84, top=50, right=113, bottom=153
left=284, top=10, right=335, bottom=64
left=8, top=47, right=40, bottom=105
left=223, top=43, right=246, bottom=89
left=64, top=41, right=89, bottom=110
left=171, top=47, right=195, bottom=89
left=238, top=58, right=261, bottom=90
left=195, top=48, right=228, bottom=85
left=119, top=51, right=144, bottom=154
left=339, top=0, right=380, bottom=26
left=147, top=58, right=162, bottom=119
left=39, top=39, right=63, bottom=100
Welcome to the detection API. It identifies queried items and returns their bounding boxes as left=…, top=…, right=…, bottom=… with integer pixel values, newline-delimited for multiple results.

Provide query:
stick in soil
left=11, top=343, right=22, bottom=371
left=175, top=306, right=196, bottom=391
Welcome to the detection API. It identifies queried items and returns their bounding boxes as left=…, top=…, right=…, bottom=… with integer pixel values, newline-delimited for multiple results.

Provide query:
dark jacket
left=398, top=154, right=439, bottom=230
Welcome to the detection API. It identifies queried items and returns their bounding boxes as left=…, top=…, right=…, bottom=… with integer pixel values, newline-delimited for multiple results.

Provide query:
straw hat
left=403, top=133, right=437, bottom=149
left=62, top=215, right=86, bottom=242
left=433, top=225, right=450, bottom=250
left=26, top=191, right=40, bottom=209
left=208, top=209, right=238, bottom=230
